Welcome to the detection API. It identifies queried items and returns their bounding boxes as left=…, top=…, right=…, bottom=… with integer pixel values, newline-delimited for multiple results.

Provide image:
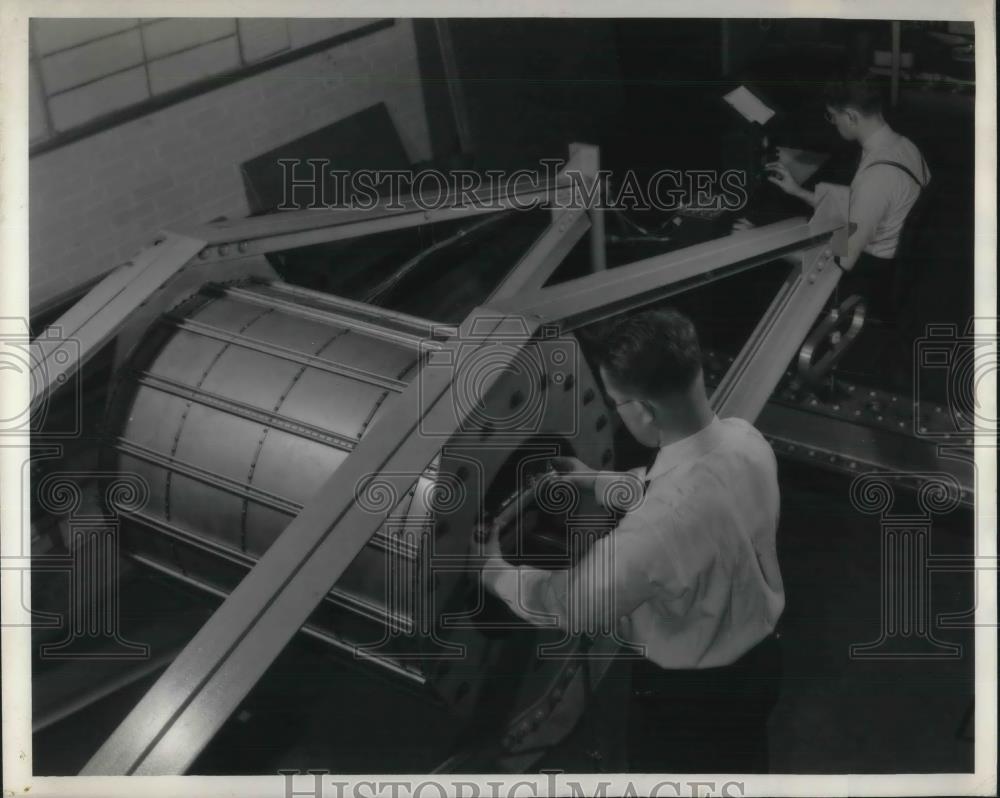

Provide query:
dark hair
left=823, top=76, right=885, bottom=117
left=597, top=308, right=702, bottom=398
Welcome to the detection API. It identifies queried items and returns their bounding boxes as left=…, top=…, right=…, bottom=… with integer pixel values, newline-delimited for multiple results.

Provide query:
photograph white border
left=2, top=1, right=995, bottom=796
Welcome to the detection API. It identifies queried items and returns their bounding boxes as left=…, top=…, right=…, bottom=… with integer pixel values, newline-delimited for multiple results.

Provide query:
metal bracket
left=796, top=294, right=867, bottom=385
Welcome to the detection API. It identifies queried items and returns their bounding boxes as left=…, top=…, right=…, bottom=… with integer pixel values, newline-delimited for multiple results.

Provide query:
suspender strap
left=862, top=159, right=928, bottom=188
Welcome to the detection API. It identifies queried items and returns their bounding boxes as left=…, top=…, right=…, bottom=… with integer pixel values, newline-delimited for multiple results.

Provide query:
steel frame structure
left=30, top=143, right=848, bottom=775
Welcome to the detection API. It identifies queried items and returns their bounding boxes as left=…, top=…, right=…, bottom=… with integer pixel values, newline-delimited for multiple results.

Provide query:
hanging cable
left=364, top=211, right=514, bottom=305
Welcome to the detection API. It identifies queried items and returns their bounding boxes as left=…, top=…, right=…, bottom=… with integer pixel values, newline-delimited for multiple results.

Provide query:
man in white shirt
left=480, top=308, right=785, bottom=772
left=763, top=76, right=930, bottom=319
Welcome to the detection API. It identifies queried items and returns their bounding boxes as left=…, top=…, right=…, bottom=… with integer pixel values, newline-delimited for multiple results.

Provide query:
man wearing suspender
left=764, top=77, right=931, bottom=320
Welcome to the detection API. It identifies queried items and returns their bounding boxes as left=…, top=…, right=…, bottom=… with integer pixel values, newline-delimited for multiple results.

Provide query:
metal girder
left=81, top=308, right=541, bottom=775
left=756, top=403, right=974, bottom=503
left=488, top=209, right=591, bottom=301
left=566, top=142, right=606, bottom=272
left=491, top=216, right=843, bottom=332
left=488, top=142, right=601, bottom=300
left=171, top=141, right=604, bottom=267
left=171, top=179, right=575, bottom=263
left=363, top=212, right=515, bottom=303
left=709, top=195, right=853, bottom=420
left=29, top=232, right=205, bottom=408
left=710, top=240, right=841, bottom=420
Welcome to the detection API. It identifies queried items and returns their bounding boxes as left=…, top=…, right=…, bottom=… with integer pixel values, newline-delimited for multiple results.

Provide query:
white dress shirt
left=482, top=415, right=785, bottom=669
left=814, top=122, right=930, bottom=261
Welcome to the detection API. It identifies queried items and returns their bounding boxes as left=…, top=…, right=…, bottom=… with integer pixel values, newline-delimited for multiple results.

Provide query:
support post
left=891, top=21, right=901, bottom=108
left=567, top=143, right=606, bottom=272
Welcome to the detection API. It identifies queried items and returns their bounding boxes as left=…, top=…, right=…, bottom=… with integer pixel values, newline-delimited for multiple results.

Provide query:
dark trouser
left=837, top=251, right=898, bottom=323
left=627, top=633, right=783, bottom=773
left=836, top=251, right=918, bottom=391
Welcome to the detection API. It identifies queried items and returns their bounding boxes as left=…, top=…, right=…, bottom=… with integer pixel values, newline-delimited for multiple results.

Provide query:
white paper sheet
left=722, top=84, right=776, bottom=125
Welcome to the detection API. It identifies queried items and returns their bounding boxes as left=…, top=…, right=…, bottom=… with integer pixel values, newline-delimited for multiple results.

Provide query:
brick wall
left=29, top=20, right=431, bottom=310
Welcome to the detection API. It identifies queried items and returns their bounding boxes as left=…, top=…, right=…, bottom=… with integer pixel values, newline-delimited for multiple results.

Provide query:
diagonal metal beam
left=709, top=188, right=855, bottom=420
left=177, top=141, right=602, bottom=267
left=29, top=232, right=205, bottom=408
left=488, top=209, right=591, bottom=301
left=492, top=217, right=843, bottom=332
left=711, top=242, right=842, bottom=420
left=488, top=142, right=601, bottom=300
left=172, top=180, right=574, bottom=263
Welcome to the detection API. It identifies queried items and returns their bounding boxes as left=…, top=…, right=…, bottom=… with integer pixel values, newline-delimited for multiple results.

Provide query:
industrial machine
left=23, top=143, right=972, bottom=775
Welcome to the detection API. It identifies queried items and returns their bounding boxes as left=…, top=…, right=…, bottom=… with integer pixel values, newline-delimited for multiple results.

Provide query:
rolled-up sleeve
left=482, top=511, right=678, bottom=635
left=845, top=169, right=895, bottom=267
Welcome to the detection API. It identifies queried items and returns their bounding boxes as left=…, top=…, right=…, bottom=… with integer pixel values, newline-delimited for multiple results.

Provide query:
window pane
left=40, top=29, right=144, bottom=94
left=148, top=36, right=240, bottom=95
left=49, top=66, right=149, bottom=131
left=141, top=18, right=237, bottom=60
left=238, top=18, right=291, bottom=62
left=286, top=19, right=377, bottom=48
left=32, top=18, right=139, bottom=55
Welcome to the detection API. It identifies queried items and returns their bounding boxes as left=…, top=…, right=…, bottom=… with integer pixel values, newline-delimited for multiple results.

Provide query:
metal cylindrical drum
left=104, top=281, right=444, bottom=676
left=102, top=277, right=616, bottom=721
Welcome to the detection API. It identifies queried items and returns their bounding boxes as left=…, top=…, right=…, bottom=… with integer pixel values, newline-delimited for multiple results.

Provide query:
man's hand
left=477, top=517, right=502, bottom=560
left=765, top=161, right=804, bottom=198
left=477, top=517, right=505, bottom=594
left=549, top=456, right=593, bottom=476
left=536, top=456, right=597, bottom=494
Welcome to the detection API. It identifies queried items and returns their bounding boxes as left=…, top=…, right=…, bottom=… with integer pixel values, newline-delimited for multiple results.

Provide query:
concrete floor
left=769, top=466, right=974, bottom=773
